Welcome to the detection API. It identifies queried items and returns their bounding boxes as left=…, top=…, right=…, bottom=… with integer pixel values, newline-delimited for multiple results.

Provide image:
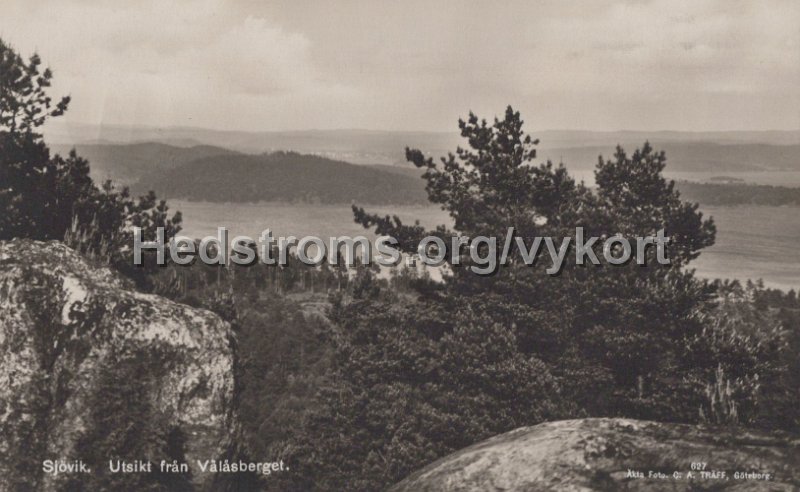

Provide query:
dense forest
left=675, top=180, right=800, bottom=206
left=2, top=39, right=799, bottom=491
left=137, top=148, right=800, bottom=207
left=134, top=151, right=429, bottom=205
left=50, top=142, right=238, bottom=185
left=51, top=141, right=800, bottom=207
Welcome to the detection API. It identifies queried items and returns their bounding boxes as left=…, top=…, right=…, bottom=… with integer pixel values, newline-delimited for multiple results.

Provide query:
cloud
left=1, top=0, right=353, bottom=128
left=0, top=0, right=797, bottom=131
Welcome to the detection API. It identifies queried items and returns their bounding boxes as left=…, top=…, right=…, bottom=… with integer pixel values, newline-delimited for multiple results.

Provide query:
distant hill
left=45, top=122, right=800, bottom=165
left=537, top=142, right=800, bottom=172
left=44, top=122, right=800, bottom=168
left=46, top=140, right=800, bottom=206
left=46, top=137, right=800, bottom=205
left=675, top=181, right=800, bottom=207
left=130, top=148, right=800, bottom=207
left=50, top=142, right=238, bottom=185
left=375, top=144, right=800, bottom=174
left=134, top=151, right=429, bottom=205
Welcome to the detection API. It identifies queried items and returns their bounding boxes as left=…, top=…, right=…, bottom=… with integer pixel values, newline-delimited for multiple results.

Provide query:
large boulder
left=0, top=240, right=236, bottom=491
left=391, top=418, right=800, bottom=491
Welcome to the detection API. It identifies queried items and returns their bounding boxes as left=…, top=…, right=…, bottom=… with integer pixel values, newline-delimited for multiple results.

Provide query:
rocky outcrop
left=391, top=418, right=800, bottom=491
left=0, top=240, right=236, bottom=491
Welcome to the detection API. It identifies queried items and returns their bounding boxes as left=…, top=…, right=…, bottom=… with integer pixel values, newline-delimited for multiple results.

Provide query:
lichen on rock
left=0, top=239, right=236, bottom=491
left=391, top=418, right=800, bottom=491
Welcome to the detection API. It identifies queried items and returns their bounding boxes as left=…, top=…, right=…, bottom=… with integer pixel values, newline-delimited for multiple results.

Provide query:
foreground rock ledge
left=0, top=240, right=236, bottom=491
left=391, top=418, right=800, bottom=491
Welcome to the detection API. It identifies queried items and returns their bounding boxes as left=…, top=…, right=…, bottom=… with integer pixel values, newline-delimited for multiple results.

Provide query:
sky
left=2, top=0, right=799, bottom=132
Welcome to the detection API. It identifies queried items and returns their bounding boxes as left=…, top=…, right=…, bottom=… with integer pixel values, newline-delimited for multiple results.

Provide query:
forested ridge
left=134, top=151, right=429, bottom=205
left=676, top=180, right=800, bottom=206
left=50, top=141, right=238, bottom=184
left=127, top=145, right=800, bottom=207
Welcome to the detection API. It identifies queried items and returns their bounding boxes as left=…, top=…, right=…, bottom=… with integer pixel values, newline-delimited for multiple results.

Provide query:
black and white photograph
left=1, top=1, right=799, bottom=490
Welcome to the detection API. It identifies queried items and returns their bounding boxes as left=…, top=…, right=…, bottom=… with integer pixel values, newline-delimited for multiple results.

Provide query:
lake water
left=691, top=206, right=800, bottom=290
left=174, top=201, right=800, bottom=291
